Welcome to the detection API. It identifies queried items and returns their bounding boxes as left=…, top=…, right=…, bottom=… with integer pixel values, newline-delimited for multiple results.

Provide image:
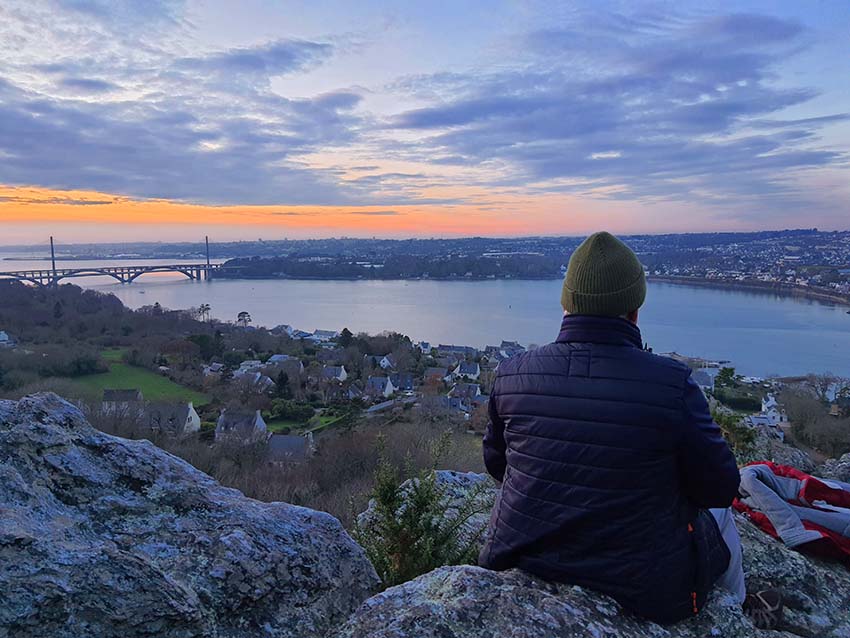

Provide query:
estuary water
left=2, top=255, right=849, bottom=378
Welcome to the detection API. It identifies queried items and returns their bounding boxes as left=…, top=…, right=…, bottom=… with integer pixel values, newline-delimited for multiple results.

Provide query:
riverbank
left=647, top=275, right=850, bottom=307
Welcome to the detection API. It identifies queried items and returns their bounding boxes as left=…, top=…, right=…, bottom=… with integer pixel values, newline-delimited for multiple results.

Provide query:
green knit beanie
left=561, top=231, right=646, bottom=316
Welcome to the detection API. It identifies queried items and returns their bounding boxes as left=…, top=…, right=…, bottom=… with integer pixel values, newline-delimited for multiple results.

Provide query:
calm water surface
left=2, top=255, right=849, bottom=377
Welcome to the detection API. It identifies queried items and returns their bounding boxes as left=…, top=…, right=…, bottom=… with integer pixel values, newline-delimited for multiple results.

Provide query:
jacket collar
left=556, top=314, right=644, bottom=349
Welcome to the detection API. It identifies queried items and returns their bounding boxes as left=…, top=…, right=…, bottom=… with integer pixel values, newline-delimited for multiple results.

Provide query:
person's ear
left=626, top=309, right=639, bottom=324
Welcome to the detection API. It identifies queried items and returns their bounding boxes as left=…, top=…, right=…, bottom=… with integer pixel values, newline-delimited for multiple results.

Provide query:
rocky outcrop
left=339, top=470, right=850, bottom=638
left=0, top=393, right=379, bottom=638
left=818, top=452, right=850, bottom=483
left=738, top=427, right=816, bottom=473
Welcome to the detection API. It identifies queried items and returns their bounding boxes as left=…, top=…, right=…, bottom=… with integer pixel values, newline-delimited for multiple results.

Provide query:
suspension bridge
left=0, top=237, right=235, bottom=287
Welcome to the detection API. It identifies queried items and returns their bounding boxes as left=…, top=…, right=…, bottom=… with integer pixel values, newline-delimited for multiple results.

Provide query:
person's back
left=479, top=232, right=742, bottom=624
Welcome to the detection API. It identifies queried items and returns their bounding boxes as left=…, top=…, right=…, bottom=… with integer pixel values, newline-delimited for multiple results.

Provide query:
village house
left=379, top=354, right=396, bottom=370
left=233, top=369, right=276, bottom=392
left=418, top=341, right=432, bottom=353
left=347, top=382, right=364, bottom=401
left=265, top=432, right=315, bottom=464
left=321, top=365, right=348, bottom=382
left=437, top=344, right=479, bottom=358
left=102, top=389, right=144, bottom=416
left=265, top=358, right=304, bottom=379
left=308, top=329, right=339, bottom=343
left=452, top=361, right=481, bottom=381
left=203, top=362, right=225, bottom=377
left=238, top=360, right=264, bottom=373
left=142, top=401, right=201, bottom=437
left=366, top=375, right=395, bottom=399
left=500, top=340, right=525, bottom=356
left=435, top=395, right=470, bottom=415
left=266, top=354, right=293, bottom=365
left=0, top=330, right=16, bottom=348
left=761, top=395, right=788, bottom=426
left=449, top=382, right=482, bottom=400
left=389, top=372, right=415, bottom=392
left=215, top=409, right=268, bottom=443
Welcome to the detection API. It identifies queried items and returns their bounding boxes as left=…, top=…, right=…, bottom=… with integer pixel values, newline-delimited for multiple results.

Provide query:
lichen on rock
left=0, top=393, right=379, bottom=638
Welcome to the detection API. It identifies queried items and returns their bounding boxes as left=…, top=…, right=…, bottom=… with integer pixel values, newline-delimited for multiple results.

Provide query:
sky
left=0, top=0, right=848, bottom=245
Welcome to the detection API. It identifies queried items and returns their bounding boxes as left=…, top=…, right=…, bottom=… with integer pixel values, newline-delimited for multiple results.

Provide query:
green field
left=66, top=360, right=210, bottom=406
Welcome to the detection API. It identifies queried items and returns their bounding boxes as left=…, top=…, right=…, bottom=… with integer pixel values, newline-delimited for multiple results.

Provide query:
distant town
left=5, top=229, right=850, bottom=304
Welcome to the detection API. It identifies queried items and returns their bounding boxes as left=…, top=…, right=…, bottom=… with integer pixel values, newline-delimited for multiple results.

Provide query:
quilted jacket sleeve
left=677, top=372, right=741, bottom=509
left=483, top=392, right=507, bottom=483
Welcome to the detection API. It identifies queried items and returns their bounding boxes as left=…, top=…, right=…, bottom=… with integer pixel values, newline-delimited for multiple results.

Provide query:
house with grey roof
left=452, top=361, right=481, bottom=381
left=389, top=372, right=414, bottom=392
left=265, top=432, right=315, bottom=464
left=321, top=365, right=348, bottom=382
left=215, top=409, right=268, bottom=443
left=102, top=389, right=144, bottom=416
left=366, top=376, right=395, bottom=399
left=449, top=382, right=481, bottom=400
left=143, top=402, right=200, bottom=437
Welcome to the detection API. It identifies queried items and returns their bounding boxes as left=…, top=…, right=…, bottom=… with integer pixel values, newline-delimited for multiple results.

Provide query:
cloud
left=175, top=39, right=333, bottom=78
left=58, top=77, right=118, bottom=93
left=389, top=11, right=847, bottom=215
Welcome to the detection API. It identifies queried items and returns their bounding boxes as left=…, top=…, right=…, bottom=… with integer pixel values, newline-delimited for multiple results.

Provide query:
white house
left=378, top=354, right=396, bottom=370
left=267, top=354, right=292, bottom=365
left=453, top=361, right=480, bottom=381
left=0, top=331, right=16, bottom=348
left=760, top=395, right=788, bottom=427
left=143, top=402, right=200, bottom=436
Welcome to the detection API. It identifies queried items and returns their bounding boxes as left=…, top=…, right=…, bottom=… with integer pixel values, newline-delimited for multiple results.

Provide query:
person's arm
left=677, top=372, right=740, bottom=508
left=482, top=392, right=507, bottom=482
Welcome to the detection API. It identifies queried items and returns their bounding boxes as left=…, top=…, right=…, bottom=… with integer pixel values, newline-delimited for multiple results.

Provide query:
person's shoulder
left=494, top=342, right=568, bottom=375
left=634, top=349, right=693, bottom=385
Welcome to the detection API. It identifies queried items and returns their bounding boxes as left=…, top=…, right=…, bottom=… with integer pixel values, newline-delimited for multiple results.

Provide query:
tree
left=237, top=311, right=252, bottom=327
left=198, top=303, right=211, bottom=322
left=715, top=367, right=737, bottom=388
left=338, top=327, right=354, bottom=348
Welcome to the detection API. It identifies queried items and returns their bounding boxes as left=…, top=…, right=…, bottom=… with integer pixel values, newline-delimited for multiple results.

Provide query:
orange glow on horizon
left=0, top=183, right=758, bottom=243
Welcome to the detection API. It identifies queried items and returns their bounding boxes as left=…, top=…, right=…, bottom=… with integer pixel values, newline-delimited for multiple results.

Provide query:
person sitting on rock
left=479, top=231, right=782, bottom=628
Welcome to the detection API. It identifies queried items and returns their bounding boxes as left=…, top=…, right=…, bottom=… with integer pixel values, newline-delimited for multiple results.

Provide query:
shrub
left=353, top=434, right=490, bottom=589
left=713, top=410, right=756, bottom=455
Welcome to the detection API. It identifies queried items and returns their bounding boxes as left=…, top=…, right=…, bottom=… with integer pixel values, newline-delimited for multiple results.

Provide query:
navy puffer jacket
left=479, top=314, right=739, bottom=624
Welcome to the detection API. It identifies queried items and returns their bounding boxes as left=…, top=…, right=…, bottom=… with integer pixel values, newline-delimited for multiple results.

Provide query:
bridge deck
left=0, top=263, right=228, bottom=286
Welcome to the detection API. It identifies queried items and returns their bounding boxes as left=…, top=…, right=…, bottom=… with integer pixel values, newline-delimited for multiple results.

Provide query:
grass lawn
left=66, top=362, right=210, bottom=406
left=266, top=418, right=305, bottom=433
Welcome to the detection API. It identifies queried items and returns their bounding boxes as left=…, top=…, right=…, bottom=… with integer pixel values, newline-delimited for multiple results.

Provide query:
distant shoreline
left=647, top=275, right=850, bottom=307
left=216, top=272, right=850, bottom=307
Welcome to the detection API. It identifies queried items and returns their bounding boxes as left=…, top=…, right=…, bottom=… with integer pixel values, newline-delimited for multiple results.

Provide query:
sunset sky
left=1, top=0, right=849, bottom=245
